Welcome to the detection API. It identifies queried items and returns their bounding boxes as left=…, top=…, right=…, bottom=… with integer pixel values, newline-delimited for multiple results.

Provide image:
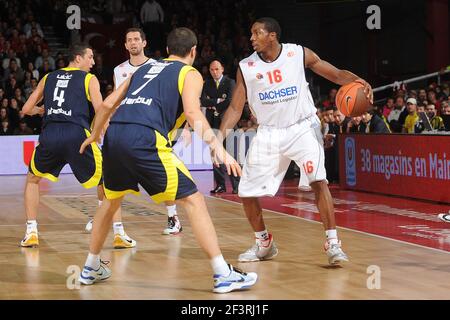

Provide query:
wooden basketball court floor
left=1, top=171, right=449, bottom=300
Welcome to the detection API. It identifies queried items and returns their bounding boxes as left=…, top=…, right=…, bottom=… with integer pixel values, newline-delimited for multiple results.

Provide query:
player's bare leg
left=311, top=180, right=348, bottom=264
left=21, top=173, right=41, bottom=247
left=238, top=197, right=278, bottom=262
left=242, top=197, right=265, bottom=231
left=85, top=185, right=136, bottom=248
left=176, top=191, right=258, bottom=293
left=311, top=180, right=335, bottom=229
left=176, top=192, right=221, bottom=258
left=79, top=197, right=122, bottom=285
left=90, top=197, right=122, bottom=254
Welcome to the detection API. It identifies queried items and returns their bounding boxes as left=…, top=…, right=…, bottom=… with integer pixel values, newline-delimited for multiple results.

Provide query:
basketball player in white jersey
left=220, top=17, right=373, bottom=265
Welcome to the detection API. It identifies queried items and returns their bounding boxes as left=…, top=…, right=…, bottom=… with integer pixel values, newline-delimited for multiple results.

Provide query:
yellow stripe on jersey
left=166, top=65, right=196, bottom=142
left=178, top=65, right=196, bottom=94
left=30, top=148, right=59, bottom=182
left=80, top=129, right=103, bottom=189
left=84, top=73, right=94, bottom=102
left=61, top=67, right=80, bottom=71
left=152, top=131, right=178, bottom=203
left=168, top=113, right=186, bottom=142
left=42, top=73, right=49, bottom=86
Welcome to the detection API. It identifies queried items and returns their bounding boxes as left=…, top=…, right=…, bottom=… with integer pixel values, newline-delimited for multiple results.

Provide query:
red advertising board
left=339, top=134, right=450, bottom=203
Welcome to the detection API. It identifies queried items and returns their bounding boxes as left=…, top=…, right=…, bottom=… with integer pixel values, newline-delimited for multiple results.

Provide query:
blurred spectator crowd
left=317, top=81, right=450, bottom=182
left=0, top=0, right=449, bottom=139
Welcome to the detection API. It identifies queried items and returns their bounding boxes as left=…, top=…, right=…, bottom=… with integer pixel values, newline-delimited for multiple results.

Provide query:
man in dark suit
left=201, top=59, right=239, bottom=194
left=360, top=110, right=391, bottom=133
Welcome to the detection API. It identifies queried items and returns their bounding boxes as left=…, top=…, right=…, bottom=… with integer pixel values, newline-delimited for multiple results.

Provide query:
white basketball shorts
left=238, top=115, right=326, bottom=197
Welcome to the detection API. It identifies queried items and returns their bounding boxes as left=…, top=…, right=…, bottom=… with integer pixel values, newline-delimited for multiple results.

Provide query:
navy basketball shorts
left=29, top=122, right=102, bottom=188
left=102, top=123, right=198, bottom=203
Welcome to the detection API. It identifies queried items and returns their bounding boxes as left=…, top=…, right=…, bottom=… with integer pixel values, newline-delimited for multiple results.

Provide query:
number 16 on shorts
left=302, top=161, right=314, bottom=174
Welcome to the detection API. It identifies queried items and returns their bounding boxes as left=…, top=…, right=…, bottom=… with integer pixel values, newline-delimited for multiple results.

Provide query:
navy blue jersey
left=110, top=59, right=195, bottom=141
left=42, top=67, right=95, bottom=130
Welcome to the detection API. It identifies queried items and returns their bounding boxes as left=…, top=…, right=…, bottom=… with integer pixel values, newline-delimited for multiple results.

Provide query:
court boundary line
left=207, top=195, right=450, bottom=256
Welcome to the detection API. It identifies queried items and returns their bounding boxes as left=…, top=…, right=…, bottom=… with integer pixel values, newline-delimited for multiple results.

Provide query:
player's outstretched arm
left=79, top=77, right=131, bottom=154
left=182, top=69, right=241, bottom=177
left=22, top=77, right=45, bottom=116
left=304, top=47, right=373, bottom=104
left=219, top=67, right=246, bottom=140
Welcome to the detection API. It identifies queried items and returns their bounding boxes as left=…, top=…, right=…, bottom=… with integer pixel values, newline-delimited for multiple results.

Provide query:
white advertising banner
left=0, top=135, right=213, bottom=175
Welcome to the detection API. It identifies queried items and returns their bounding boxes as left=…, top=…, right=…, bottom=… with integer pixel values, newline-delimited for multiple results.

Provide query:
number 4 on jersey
left=53, top=87, right=65, bottom=107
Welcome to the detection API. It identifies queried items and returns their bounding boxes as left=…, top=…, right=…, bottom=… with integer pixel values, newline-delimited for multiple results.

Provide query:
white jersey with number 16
left=239, top=43, right=316, bottom=128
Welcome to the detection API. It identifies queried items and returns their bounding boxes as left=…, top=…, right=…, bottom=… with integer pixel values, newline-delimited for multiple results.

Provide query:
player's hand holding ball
left=335, top=79, right=373, bottom=117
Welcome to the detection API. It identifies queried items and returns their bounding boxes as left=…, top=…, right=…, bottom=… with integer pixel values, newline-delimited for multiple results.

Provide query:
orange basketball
left=335, top=81, right=371, bottom=117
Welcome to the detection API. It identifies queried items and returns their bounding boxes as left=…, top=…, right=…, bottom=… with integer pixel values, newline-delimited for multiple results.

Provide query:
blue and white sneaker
left=79, top=260, right=112, bottom=285
left=213, top=264, right=258, bottom=293
left=324, top=240, right=349, bottom=265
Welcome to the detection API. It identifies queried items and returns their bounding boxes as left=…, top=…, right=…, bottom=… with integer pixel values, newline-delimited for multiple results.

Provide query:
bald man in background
left=201, top=59, right=240, bottom=194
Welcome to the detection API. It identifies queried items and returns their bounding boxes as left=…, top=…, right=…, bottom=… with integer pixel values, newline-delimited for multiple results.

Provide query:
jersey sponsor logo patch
left=256, top=73, right=263, bottom=80
left=248, top=61, right=255, bottom=67
left=287, top=51, right=295, bottom=57
left=48, top=107, right=72, bottom=116
left=56, top=74, right=72, bottom=80
left=121, top=96, right=153, bottom=106
left=258, top=86, right=298, bottom=101
left=56, top=79, right=69, bottom=88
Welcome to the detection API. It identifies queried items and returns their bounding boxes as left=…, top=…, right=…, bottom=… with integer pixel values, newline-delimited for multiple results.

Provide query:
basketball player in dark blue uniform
left=78, top=28, right=258, bottom=293
left=20, top=43, right=103, bottom=247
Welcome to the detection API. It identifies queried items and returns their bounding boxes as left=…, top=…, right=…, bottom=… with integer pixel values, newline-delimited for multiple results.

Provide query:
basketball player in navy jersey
left=78, top=28, right=257, bottom=293
left=20, top=43, right=103, bottom=247
left=111, top=28, right=183, bottom=237
left=220, top=17, right=373, bottom=265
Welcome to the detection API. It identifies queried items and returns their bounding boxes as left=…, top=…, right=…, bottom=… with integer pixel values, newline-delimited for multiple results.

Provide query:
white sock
left=210, top=255, right=230, bottom=276
left=326, top=229, right=338, bottom=245
left=98, top=200, right=103, bottom=207
left=113, top=222, right=125, bottom=236
left=167, top=205, right=177, bottom=218
left=26, top=220, right=37, bottom=234
left=85, top=253, right=100, bottom=270
left=255, top=230, right=269, bottom=241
